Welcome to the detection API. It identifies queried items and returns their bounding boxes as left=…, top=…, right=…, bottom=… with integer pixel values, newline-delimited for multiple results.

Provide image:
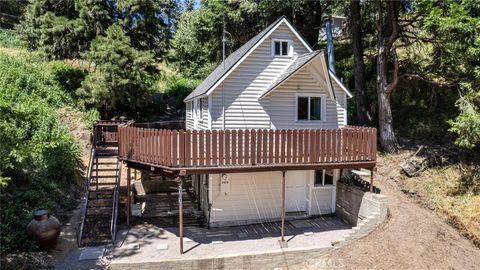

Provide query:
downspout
left=323, top=15, right=335, bottom=74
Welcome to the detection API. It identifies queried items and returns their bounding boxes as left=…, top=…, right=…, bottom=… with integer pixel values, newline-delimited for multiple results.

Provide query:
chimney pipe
left=323, top=15, right=335, bottom=74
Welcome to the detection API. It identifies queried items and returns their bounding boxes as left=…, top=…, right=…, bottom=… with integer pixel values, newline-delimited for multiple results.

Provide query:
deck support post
left=370, top=167, right=375, bottom=193
left=280, top=170, right=286, bottom=245
left=127, top=167, right=131, bottom=226
left=177, top=176, right=184, bottom=254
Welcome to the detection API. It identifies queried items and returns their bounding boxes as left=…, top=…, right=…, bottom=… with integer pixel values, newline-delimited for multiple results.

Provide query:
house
left=108, top=16, right=376, bottom=254
left=180, top=16, right=360, bottom=227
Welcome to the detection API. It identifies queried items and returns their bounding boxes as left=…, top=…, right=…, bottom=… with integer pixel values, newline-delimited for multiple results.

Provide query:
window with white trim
left=196, top=98, right=202, bottom=119
left=314, top=169, right=334, bottom=186
left=272, top=40, right=291, bottom=56
left=296, top=95, right=325, bottom=121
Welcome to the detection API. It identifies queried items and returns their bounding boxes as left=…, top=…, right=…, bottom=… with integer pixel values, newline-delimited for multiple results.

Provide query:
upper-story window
left=296, top=94, right=325, bottom=121
left=272, top=39, right=291, bottom=56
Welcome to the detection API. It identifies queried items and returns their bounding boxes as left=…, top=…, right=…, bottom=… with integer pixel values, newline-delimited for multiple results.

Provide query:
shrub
left=0, top=53, right=80, bottom=254
left=48, top=61, right=86, bottom=94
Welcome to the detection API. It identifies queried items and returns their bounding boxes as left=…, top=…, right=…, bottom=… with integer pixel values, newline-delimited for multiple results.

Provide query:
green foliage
left=448, top=90, right=480, bottom=148
left=118, top=0, right=175, bottom=58
left=417, top=0, right=480, bottom=148
left=0, top=53, right=80, bottom=254
left=0, top=29, right=25, bottom=48
left=83, top=108, right=100, bottom=129
left=77, top=24, right=156, bottom=117
left=0, top=0, right=29, bottom=29
left=18, top=0, right=177, bottom=59
left=48, top=61, right=86, bottom=94
left=158, top=72, right=201, bottom=108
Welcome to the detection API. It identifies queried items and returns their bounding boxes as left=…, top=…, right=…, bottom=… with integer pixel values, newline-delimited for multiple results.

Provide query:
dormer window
left=272, top=39, right=291, bottom=56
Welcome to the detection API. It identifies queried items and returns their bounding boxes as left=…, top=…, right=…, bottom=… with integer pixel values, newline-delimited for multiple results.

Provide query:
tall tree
left=376, top=0, right=401, bottom=152
left=77, top=24, right=156, bottom=118
left=118, top=0, right=176, bottom=58
left=417, top=0, right=480, bottom=148
left=350, top=0, right=370, bottom=125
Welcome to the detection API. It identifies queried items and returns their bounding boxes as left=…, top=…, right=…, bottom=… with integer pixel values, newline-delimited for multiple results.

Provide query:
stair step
left=93, top=168, right=118, bottom=172
left=89, top=198, right=113, bottom=204
left=91, top=183, right=118, bottom=186
left=96, top=162, right=118, bottom=165
left=91, top=175, right=117, bottom=179
left=82, top=232, right=111, bottom=239
left=87, top=204, right=113, bottom=209
left=96, top=154, right=117, bottom=158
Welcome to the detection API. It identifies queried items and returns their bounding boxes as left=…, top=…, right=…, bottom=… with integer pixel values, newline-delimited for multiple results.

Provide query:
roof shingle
left=184, top=16, right=287, bottom=101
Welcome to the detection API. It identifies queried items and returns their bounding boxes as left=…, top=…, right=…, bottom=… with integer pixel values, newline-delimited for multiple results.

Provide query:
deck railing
left=118, top=127, right=376, bottom=168
left=94, top=120, right=132, bottom=146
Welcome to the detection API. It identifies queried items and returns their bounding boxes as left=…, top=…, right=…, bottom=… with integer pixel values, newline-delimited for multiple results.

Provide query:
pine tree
left=77, top=24, right=156, bottom=117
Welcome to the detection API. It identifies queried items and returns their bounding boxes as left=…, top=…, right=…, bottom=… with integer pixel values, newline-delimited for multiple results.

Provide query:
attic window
left=273, top=40, right=290, bottom=56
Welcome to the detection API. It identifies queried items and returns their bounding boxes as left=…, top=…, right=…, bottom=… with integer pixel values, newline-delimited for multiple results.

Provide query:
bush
left=48, top=61, right=86, bottom=94
left=0, top=54, right=80, bottom=254
left=0, top=29, right=25, bottom=49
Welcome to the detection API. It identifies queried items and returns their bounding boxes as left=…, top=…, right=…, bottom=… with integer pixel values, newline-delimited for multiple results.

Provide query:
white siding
left=208, top=169, right=335, bottom=226
left=210, top=22, right=310, bottom=130
left=197, top=97, right=209, bottom=130
left=186, top=101, right=194, bottom=130
left=209, top=171, right=284, bottom=226
left=269, top=68, right=348, bottom=129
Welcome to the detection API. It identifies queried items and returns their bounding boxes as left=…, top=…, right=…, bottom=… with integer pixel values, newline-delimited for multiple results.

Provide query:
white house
left=183, top=16, right=356, bottom=227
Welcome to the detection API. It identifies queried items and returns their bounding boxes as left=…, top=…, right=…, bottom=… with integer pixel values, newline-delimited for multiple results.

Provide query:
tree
left=118, top=0, right=176, bottom=58
left=375, top=0, right=401, bottom=152
left=18, top=0, right=113, bottom=59
left=0, top=0, right=29, bottom=29
left=77, top=24, right=156, bottom=118
left=417, top=0, right=480, bottom=148
left=350, top=0, right=370, bottom=125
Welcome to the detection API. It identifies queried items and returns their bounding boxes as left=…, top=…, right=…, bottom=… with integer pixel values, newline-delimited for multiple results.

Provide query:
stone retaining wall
left=335, top=181, right=388, bottom=246
left=110, top=246, right=331, bottom=270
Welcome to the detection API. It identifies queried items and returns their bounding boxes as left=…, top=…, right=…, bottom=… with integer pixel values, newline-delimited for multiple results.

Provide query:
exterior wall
left=210, top=22, right=310, bottom=130
left=207, top=170, right=337, bottom=227
left=269, top=69, right=347, bottom=129
left=186, top=97, right=209, bottom=130
left=186, top=101, right=194, bottom=130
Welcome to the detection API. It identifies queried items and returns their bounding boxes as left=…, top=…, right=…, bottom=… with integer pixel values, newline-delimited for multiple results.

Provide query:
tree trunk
left=351, top=0, right=370, bottom=125
left=376, top=0, right=400, bottom=152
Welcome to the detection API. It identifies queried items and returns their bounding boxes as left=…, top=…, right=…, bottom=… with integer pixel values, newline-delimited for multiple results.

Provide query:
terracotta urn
left=26, top=209, right=61, bottom=248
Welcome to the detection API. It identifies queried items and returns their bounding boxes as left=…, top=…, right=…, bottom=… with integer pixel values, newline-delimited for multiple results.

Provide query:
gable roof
left=258, top=50, right=324, bottom=99
left=184, top=16, right=312, bottom=102
left=258, top=50, right=342, bottom=100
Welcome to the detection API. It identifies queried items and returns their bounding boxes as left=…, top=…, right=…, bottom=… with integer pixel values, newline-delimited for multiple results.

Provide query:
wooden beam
left=370, top=167, right=375, bottom=193
left=121, top=158, right=376, bottom=175
left=177, top=176, right=184, bottom=254
left=281, top=171, right=286, bottom=242
left=127, top=167, right=131, bottom=226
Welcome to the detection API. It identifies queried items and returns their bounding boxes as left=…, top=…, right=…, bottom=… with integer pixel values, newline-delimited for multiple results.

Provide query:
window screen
left=274, top=41, right=281, bottom=55
left=310, top=97, right=321, bottom=120
left=297, top=97, right=309, bottom=120
left=281, top=41, right=288, bottom=55
left=324, top=169, right=334, bottom=185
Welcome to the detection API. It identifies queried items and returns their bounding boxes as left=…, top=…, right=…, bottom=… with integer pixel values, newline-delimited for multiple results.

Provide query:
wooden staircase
left=78, top=121, right=126, bottom=247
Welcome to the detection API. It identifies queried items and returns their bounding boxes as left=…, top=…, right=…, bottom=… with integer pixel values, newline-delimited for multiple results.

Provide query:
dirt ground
left=293, top=154, right=480, bottom=270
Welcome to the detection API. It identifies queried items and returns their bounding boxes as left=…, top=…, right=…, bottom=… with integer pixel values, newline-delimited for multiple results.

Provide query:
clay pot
left=26, top=209, right=61, bottom=248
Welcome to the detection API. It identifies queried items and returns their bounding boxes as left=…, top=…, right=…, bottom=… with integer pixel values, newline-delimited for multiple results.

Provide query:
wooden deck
left=116, top=125, right=377, bottom=175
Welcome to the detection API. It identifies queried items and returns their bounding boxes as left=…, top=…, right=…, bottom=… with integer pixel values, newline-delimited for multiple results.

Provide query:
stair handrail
left=111, top=160, right=121, bottom=243
left=78, top=142, right=96, bottom=246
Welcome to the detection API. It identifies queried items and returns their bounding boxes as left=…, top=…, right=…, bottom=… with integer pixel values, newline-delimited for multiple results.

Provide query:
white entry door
left=286, top=171, right=307, bottom=212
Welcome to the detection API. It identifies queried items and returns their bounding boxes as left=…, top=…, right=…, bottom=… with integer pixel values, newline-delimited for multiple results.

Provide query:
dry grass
left=402, top=163, right=480, bottom=246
